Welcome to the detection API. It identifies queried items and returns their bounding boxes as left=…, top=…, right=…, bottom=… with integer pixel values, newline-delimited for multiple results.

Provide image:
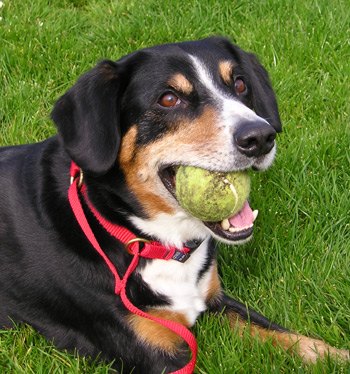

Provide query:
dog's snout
left=234, top=121, right=276, bottom=158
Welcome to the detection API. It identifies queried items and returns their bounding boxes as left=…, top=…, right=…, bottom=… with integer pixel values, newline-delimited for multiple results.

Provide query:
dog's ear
left=51, top=60, right=122, bottom=175
left=245, top=52, right=282, bottom=133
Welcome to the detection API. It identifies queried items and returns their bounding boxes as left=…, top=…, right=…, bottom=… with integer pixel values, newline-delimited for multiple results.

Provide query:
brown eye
left=158, top=92, right=181, bottom=108
left=234, top=78, right=247, bottom=96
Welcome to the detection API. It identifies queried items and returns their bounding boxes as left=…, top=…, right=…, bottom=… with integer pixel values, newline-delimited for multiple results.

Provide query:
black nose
left=234, top=120, right=276, bottom=158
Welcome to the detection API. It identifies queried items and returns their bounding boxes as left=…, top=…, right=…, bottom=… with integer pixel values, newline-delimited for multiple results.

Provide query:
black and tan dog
left=0, top=37, right=348, bottom=372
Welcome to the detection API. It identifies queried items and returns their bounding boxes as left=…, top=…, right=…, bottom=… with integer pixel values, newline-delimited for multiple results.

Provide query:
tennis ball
left=175, top=166, right=250, bottom=222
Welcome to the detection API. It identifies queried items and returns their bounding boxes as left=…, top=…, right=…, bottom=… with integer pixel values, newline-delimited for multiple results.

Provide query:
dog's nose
left=234, top=120, right=276, bottom=158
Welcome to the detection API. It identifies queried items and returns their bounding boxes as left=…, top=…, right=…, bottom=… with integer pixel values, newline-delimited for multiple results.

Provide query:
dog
left=0, top=37, right=348, bottom=373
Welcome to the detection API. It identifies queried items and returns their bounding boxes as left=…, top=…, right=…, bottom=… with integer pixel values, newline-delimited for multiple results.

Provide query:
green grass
left=0, top=325, right=115, bottom=373
left=1, top=0, right=349, bottom=372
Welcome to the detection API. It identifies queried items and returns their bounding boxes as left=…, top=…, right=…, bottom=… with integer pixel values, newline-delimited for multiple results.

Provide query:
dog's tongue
left=228, top=201, right=254, bottom=228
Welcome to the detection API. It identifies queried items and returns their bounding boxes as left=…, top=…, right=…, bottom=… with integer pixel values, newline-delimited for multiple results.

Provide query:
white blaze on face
left=189, top=55, right=276, bottom=171
left=189, top=55, right=263, bottom=126
left=127, top=53, right=278, bottom=248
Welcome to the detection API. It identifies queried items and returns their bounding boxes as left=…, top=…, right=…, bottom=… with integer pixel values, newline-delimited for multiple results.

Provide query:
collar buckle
left=172, top=250, right=191, bottom=263
left=172, top=239, right=203, bottom=263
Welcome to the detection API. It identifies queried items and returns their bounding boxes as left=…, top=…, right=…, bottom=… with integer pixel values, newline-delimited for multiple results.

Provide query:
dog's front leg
left=208, top=290, right=349, bottom=363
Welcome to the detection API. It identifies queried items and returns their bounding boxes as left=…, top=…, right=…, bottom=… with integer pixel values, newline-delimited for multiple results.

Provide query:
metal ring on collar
left=125, top=238, right=150, bottom=255
left=70, top=169, right=84, bottom=189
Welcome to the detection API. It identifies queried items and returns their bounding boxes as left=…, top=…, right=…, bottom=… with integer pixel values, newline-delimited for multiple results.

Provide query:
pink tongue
left=228, top=201, right=254, bottom=228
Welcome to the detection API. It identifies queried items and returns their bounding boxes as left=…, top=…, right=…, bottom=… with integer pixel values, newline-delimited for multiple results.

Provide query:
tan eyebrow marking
left=219, top=60, right=235, bottom=85
left=167, top=73, right=193, bottom=95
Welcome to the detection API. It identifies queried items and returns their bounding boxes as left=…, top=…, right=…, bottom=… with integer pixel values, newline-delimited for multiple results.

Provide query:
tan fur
left=173, top=107, right=220, bottom=148
left=118, top=107, right=221, bottom=217
left=168, top=73, right=193, bottom=95
left=219, top=60, right=235, bottom=85
left=228, top=312, right=349, bottom=363
left=127, top=309, right=190, bottom=354
left=118, top=115, right=349, bottom=365
left=205, top=262, right=222, bottom=303
left=118, top=125, right=175, bottom=216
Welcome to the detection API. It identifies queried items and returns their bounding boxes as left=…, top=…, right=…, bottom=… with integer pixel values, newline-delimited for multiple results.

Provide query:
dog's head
left=52, top=37, right=281, bottom=247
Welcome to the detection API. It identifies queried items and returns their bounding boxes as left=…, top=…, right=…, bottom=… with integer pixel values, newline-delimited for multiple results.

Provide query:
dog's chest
left=139, top=239, right=213, bottom=325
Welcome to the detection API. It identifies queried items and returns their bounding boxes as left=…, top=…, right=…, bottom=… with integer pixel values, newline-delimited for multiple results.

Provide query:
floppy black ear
left=245, top=52, right=282, bottom=133
left=51, top=60, right=122, bottom=175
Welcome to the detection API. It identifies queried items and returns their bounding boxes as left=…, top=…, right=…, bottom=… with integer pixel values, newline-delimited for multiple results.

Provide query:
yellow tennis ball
left=175, top=166, right=250, bottom=222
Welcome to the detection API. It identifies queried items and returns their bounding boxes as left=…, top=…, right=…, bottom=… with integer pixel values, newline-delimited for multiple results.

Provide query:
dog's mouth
left=159, top=166, right=258, bottom=243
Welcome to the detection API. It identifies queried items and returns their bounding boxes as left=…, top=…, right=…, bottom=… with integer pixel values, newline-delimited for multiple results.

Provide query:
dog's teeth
left=228, top=226, right=239, bottom=233
left=229, top=224, right=253, bottom=233
left=252, top=210, right=259, bottom=221
left=221, top=218, right=230, bottom=231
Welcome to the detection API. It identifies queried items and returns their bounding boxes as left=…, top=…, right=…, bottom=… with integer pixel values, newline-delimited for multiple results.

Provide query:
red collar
left=69, top=162, right=199, bottom=262
left=68, top=162, right=197, bottom=374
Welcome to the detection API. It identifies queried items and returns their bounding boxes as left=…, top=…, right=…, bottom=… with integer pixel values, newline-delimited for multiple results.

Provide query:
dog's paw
left=296, top=335, right=349, bottom=363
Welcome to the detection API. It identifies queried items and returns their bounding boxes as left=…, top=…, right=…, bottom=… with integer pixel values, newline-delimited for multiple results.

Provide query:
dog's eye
left=158, top=92, right=181, bottom=108
left=234, top=77, right=247, bottom=96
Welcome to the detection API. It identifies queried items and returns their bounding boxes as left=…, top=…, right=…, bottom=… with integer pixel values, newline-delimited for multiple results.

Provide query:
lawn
left=0, top=0, right=349, bottom=373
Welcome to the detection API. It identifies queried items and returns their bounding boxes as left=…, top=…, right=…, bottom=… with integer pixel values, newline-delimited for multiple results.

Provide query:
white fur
left=130, top=211, right=208, bottom=249
left=189, top=55, right=277, bottom=172
left=138, top=237, right=212, bottom=325
left=253, top=144, right=277, bottom=171
left=130, top=56, right=277, bottom=244
left=129, top=55, right=278, bottom=322
left=190, top=55, right=258, bottom=124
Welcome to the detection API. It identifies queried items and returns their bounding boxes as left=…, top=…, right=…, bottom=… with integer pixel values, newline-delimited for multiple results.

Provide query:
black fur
left=51, top=60, right=122, bottom=175
left=1, top=37, right=283, bottom=373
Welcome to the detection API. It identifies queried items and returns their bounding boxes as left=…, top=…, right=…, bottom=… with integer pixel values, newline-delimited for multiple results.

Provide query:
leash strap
left=68, top=164, right=197, bottom=374
left=83, top=189, right=191, bottom=262
left=70, top=163, right=192, bottom=263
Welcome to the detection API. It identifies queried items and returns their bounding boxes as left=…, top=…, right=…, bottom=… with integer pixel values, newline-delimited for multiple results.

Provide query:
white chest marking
left=139, top=238, right=213, bottom=326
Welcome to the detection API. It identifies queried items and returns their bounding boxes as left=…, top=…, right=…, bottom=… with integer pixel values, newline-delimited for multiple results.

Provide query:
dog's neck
left=129, top=211, right=210, bottom=250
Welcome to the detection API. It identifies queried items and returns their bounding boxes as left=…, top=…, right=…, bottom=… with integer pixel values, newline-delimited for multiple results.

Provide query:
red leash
left=68, top=162, right=197, bottom=374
